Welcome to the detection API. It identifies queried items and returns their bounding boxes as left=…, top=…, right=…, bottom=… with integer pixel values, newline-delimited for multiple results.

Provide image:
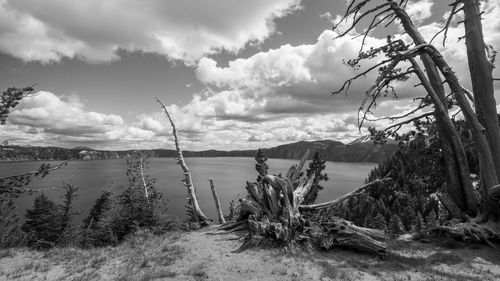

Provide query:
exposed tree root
left=428, top=221, right=500, bottom=249
left=213, top=150, right=389, bottom=255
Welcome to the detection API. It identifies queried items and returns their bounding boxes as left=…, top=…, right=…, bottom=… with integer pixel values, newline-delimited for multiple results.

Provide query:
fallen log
left=428, top=222, right=500, bottom=248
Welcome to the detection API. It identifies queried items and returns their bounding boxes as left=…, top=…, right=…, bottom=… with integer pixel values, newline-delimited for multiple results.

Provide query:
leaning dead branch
left=299, top=177, right=392, bottom=211
left=155, top=97, right=210, bottom=226
left=208, top=179, right=226, bottom=224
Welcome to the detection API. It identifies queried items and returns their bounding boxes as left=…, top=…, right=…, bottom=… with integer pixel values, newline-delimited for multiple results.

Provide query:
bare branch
left=383, top=112, right=434, bottom=132
left=299, top=177, right=392, bottom=210
left=0, top=162, right=67, bottom=181
left=429, top=2, right=463, bottom=47
left=208, top=179, right=226, bottom=224
left=334, top=2, right=391, bottom=38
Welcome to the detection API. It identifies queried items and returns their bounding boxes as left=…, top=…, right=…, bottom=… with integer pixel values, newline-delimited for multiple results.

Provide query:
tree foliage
left=0, top=86, right=34, bottom=125
left=21, top=193, right=61, bottom=249
left=303, top=152, right=329, bottom=204
left=255, top=148, right=269, bottom=183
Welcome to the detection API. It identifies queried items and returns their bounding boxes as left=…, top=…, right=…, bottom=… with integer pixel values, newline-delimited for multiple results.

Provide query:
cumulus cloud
left=195, top=29, right=422, bottom=120
left=3, top=2, right=500, bottom=151
left=405, top=0, right=434, bottom=25
left=0, top=0, right=300, bottom=64
left=2, top=91, right=174, bottom=149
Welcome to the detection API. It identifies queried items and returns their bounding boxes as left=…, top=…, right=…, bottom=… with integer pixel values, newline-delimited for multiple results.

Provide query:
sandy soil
left=1, top=226, right=500, bottom=281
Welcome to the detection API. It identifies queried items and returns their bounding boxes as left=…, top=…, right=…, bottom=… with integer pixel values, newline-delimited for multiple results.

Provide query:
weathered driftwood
left=208, top=179, right=226, bottom=224
left=311, top=218, right=387, bottom=254
left=429, top=222, right=500, bottom=248
left=218, top=150, right=388, bottom=255
left=156, top=98, right=210, bottom=225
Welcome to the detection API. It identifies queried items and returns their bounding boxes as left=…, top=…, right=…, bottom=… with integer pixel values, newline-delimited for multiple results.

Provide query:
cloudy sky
left=0, top=0, right=499, bottom=151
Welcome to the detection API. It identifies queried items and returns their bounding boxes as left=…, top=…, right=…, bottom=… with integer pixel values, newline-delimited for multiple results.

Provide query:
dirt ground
left=1, top=226, right=499, bottom=281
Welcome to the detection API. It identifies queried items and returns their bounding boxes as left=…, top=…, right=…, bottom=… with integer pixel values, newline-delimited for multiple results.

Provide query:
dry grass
left=0, top=229, right=185, bottom=281
left=1, top=228, right=500, bottom=281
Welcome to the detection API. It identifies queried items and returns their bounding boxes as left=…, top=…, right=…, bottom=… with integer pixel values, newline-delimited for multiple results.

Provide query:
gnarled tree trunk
left=390, top=1, right=478, bottom=216
left=462, top=0, right=500, bottom=220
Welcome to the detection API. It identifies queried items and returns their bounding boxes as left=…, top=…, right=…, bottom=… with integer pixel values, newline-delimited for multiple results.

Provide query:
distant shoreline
left=0, top=139, right=398, bottom=163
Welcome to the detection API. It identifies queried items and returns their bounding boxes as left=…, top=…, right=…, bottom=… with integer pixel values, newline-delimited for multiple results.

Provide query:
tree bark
left=156, top=98, right=210, bottom=225
left=208, top=179, right=226, bottom=224
left=462, top=0, right=500, bottom=220
left=410, top=58, right=479, bottom=215
left=463, top=0, right=500, bottom=180
left=389, top=1, right=477, bottom=215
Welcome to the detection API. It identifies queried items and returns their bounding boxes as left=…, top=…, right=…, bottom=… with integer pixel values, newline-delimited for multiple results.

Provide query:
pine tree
left=254, top=149, right=269, bottom=182
left=83, top=190, right=112, bottom=229
left=425, top=209, right=438, bottom=229
left=363, top=215, right=373, bottom=228
left=372, top=212, right=387, bottom=230
left=303, top=152, right=329, bottom=204
left=79, top=190, right=117, bottom=247
left=387, top=214, right=404, bottom=236
left=59, top=184, right=78, bottom=232
left=0, top=197, right=21, bottom=248
left=21, top=193, right=62, bottom=249
left=375, top=199, right=389, bottom=219
left=392, top=197, right=403, bottom=214
left=415, top=212, right=424, bottom=232
left=111, top=155, right=169, bottom=240
left=56, top=184, right=79, bottom=246
left=401, top=206, right=416, bottom=231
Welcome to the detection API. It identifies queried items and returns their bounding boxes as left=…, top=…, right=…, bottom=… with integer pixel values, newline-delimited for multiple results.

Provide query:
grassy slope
left=1, top=227, right=500, bottom=281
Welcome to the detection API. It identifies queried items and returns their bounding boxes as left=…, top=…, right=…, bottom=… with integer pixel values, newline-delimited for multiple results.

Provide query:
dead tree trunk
left=463, top=0, right=500, bottom=179
left=208, top=179, right=226, bottom=224
left=462, top=0, right=500, bottom=220
left=156, top=98, right=210, bottom=226
left=219, top=150, right=388, bottom=255
left=138, top=155, right=149, bottom=203
left=390, top=1, right=477, bottom=216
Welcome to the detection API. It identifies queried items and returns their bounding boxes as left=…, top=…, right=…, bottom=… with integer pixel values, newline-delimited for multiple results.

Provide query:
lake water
left=0, top=158, right=376, bottom=221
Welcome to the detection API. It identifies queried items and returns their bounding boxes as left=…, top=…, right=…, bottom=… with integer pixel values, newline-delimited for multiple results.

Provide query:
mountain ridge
left=0, top=138, right=398, bottom=163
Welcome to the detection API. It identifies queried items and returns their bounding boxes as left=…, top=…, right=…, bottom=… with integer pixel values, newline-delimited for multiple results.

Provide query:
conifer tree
left=83, top=190, right=112, bottom=229
left=0, top=198, right=21, bottom=248
left=388, top=214, right=404, bottom=236
left=415, top=212, right=424, bottom=232
left=111, top=155, right=168, bottom=240
left=373, top=212, right=387, bottom=231
left=56, top=184, right=79, bottom=246
left=80, top=190, right=116, bottom=247
left=22, top=193, right=62, bottom=249
left=303, top=152, right=329, bottom=204
left=59, top=184, right=78, bottom=232
left=363, top=215, right=373, bottom=229
left=254, top=148, right=269, bottom=182
left=401, top=205, right=416, bottom=231
left=425, top=209, right=438, bottom=229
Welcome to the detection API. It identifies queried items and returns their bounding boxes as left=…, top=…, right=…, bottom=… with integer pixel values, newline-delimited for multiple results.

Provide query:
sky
left=0, top=0, right=499, bottom=151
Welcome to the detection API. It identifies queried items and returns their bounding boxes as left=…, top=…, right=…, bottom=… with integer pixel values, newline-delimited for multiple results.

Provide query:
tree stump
left=218, top=150, right=389, bottom=255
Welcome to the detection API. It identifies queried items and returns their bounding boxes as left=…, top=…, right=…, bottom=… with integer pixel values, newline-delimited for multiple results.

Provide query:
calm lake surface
left=0, top=158, right=376, bottom=221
